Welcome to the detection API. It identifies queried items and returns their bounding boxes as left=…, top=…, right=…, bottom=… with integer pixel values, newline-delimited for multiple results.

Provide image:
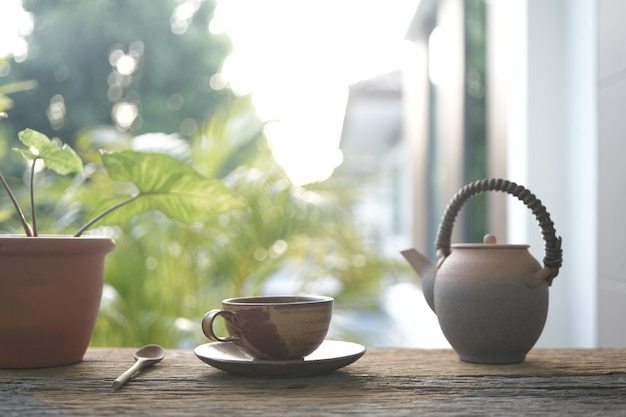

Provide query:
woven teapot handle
left=435, top=178, right=563, bottom=283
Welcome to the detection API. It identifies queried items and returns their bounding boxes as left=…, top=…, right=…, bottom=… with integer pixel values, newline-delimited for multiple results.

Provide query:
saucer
left=193, top=340, right=366, bottom=378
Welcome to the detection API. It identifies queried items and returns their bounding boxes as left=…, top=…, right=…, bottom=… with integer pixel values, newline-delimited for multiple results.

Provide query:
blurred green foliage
left=89, top=102, right=401, bottom=348
left=4, top=0, right=232, bottom=142
left=0, top=0, right=405, bottom=348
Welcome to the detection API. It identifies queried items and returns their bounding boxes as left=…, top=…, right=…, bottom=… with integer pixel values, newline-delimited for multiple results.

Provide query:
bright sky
left=1, top=0, right=417, bottom=185
left=210, top=0, right=417, bottom=185
left=0, top=0, right=32, bottom=61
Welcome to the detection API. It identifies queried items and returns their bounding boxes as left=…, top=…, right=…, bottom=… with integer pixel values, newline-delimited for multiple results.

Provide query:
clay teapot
left=401, top=179, right=562, bottom=364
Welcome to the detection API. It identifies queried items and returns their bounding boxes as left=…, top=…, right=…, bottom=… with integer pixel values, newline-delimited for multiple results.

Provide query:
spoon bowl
left=113, top=344, right=165, bottom=389
left=134, top=344, right=166, bottom=364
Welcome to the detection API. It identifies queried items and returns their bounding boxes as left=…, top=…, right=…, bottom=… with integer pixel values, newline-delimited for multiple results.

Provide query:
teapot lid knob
left=483, top=234, right=497, bottom=244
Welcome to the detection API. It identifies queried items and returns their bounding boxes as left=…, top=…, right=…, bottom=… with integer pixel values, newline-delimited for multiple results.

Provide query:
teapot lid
left=451, top=234, right=530, bottom=249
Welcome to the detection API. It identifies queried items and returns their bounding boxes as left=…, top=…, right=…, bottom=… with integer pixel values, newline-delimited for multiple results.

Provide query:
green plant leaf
left=89, top=150, right=245, bottom=225
left=0, top=94, right=13, bottom=113
left=17, top=129, right=84, bottom=175
left=18, top=128, right=50, bottom=149
left=14, top=148, right=36, bottom=159
left=39, top=145, right=84, bottom=175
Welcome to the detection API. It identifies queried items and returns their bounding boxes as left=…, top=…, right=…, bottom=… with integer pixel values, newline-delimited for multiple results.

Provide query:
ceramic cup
left=202, top=295, right=333, bottom=360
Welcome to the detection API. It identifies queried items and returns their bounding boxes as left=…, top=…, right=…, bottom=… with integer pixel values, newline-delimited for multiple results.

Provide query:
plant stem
left=0, top=170, right=34, bottom=236
left=30, top=159, right=38, bottom=236
left=73, top=194, right=140, bottom=237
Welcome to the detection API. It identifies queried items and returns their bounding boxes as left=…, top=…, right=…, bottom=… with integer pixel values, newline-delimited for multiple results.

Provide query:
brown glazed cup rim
left=222, top=295, right=333, bottom=306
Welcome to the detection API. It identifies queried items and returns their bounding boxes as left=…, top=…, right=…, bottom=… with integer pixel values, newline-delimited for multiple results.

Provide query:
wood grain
left=1, top=348, right=625, bottom=416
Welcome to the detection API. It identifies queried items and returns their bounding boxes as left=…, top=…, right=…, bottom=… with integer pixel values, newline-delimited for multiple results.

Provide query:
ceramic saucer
left=193, top=340, right=366, bottom=378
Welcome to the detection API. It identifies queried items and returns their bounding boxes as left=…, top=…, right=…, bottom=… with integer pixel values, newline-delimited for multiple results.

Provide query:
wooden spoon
left=112, top=344, right=165, bottom=390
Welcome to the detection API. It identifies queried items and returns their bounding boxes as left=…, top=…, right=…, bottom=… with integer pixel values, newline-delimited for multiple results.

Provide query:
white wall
left=533, top=0, right=595, bottom=348
left=597, top=0, right=626, bottom=347
left=493, top=0, right=600, bottom=347
left=506, top=0, right=626, bottom=347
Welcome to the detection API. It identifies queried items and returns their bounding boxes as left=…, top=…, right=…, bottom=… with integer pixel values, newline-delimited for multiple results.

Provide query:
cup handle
left=202, top=309, right=240, bottom=342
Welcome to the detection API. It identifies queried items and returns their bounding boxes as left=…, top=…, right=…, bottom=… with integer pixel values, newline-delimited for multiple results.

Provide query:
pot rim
left=0, top=234, right=113, bottom=239
left=0, top=234, right=115, bottom=254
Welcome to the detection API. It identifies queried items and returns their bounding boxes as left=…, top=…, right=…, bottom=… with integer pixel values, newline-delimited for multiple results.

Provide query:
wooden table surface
left=1, top=347, right=625, bottom=416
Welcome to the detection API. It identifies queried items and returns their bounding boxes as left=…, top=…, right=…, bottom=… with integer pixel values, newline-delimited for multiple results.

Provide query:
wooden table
left=2, top=347, right=625, bottom=416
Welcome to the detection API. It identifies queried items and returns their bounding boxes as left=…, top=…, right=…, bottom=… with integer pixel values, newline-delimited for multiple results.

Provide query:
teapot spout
left=400, top=249, right=437, bottom=312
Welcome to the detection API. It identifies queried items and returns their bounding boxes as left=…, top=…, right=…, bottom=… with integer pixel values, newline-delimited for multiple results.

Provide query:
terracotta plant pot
left=0, top=235, right=115, bottom=368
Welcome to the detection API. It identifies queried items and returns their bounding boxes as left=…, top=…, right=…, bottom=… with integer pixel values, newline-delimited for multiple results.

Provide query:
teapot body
left=435, top=244, right=548, bottom=363
left=402, top=178, right=563, bottom=364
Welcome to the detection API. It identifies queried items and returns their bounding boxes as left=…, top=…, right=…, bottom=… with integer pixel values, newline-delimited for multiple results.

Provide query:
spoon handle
left=112, top=359, right=145, bottom=390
